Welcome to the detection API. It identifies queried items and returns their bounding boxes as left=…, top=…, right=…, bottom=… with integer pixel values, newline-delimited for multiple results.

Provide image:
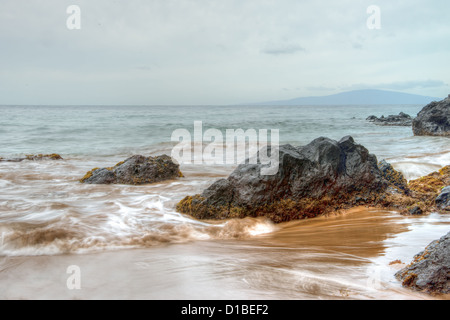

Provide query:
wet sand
left=1, top=208, right=448, bottom=300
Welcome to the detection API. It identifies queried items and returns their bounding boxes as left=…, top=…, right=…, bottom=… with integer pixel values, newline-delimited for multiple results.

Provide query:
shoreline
left=0, top=103, right=448, bottom=299
left=1, top=207, right=448, bottom=300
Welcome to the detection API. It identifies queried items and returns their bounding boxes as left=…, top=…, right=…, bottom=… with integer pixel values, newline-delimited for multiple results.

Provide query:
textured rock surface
left=80, top=154, right=182, bottom=185
left=436, top=186, right=450, bottom=211
left=413, top=95, right=450, bottom=136
left=366, top=112, right=413, bottom=126
left=395, top=232, right=450, bottom=294
left=378, top=160, right=409, bottom=194
left=405, top=165, right=450, bottom=214
left=408, top=166, right=450, bottom=195
left=177, top=136, right=399, bottom=223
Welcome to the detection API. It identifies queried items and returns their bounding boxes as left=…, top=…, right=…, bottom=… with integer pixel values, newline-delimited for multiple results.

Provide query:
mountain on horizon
left=253, top=89, right=441, bottom=106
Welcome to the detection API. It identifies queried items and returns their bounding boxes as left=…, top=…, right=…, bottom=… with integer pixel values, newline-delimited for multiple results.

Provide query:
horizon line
left=0, top=89, right=444, bottom=107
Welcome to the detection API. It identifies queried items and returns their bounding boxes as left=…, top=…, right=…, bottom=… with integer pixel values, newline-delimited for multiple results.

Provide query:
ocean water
left=0, top=104, right=449, bottom=300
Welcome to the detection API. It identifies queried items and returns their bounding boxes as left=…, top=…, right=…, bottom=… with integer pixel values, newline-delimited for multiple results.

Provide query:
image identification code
left=181, top=304, right=269, bottom=317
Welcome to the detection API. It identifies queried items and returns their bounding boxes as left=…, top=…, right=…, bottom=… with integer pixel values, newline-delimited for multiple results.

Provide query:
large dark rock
left=413, top=95, right=450, bottom=136
left=80, top=154, right=183, bottom=185
left=366, top=112, right=413, bottom=126
left=395, top=232, right=450, bottom=295
left=177, top=136, right=397, bottom=223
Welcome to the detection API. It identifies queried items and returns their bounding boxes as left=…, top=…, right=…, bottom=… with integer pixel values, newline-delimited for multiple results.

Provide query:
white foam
left=0, top=179, right=12, bottom=188
left=247, top=221, right=276, bottom=236
left=391, top=150, right=450, bottom=181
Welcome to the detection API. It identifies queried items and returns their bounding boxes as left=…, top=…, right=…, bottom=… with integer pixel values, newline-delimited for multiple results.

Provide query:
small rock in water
left=366, top=112, right=413, bottom=126
left=80, top=154, right=183, bottom=185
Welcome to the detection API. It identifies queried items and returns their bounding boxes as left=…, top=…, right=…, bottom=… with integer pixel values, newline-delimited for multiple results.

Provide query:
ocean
left=0, top=104, right=449, bottom=300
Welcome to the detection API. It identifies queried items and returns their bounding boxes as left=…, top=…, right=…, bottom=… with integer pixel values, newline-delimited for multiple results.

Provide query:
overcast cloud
left=0, top=0, right=449, bottom=105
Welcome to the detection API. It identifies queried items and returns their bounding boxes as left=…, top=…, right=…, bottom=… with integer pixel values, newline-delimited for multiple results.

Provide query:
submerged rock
left=177, top=136, right=409, bottom=223
left=395, top=231, right=450, bottom=295
left=413, top=95, right=450, bottom=136
left=25, top=154, right=63, bottom=161
left=0, top=154, right=63, bottom=162
left=366, top=112, right=413, bottom=126
left=80, top=154, right=183, bottom=185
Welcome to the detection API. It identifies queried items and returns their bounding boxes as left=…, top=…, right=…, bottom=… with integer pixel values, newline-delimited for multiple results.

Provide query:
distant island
left=252, top=89, right=441, bottom=106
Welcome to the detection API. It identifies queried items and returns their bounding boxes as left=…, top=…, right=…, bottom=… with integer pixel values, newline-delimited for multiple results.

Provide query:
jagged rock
left=177, top=136, right=399, bottom=223
left=395, top=232, right=450, bottom=294
left=413, top=95, right=450, bottom=136
left=366, top=112, right=413, bottom=126
left=80, top=154, right=183, bottom=185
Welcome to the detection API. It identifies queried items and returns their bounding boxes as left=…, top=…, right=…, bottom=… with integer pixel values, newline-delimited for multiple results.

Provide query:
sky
left=0, top=0, right=449, bottom=105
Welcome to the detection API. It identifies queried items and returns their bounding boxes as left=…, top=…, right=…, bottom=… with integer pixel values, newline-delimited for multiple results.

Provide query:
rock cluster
left=366, top=112, right=413, bottom=126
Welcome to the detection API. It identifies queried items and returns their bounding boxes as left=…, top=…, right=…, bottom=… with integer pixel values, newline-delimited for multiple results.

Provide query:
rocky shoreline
left=174, top=94, right=450, bottom=295
left=1, top=95, right=449, bottom=296
left=173, top=136, right=449, bottom=294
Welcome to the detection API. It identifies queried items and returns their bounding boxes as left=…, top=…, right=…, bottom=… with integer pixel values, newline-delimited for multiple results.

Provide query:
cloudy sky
left=0, top=0, right=449, bottom=105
